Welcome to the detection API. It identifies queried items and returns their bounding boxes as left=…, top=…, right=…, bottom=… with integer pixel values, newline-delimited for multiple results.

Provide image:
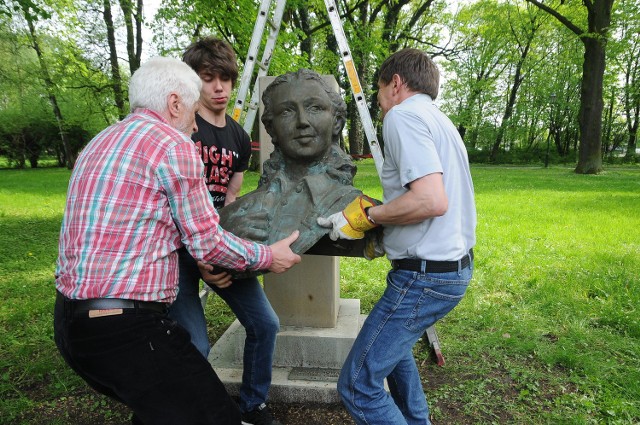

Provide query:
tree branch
left=524, top=0, right=584, bottom=36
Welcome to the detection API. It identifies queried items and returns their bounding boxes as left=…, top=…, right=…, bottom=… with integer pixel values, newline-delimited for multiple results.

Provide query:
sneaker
left=241, top=403, right=282, bottom=425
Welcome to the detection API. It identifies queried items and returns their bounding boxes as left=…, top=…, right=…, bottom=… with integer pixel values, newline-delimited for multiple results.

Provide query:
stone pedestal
left=264, top=255, right=339, bottom=328
left=209, top=298, right=364, bottom=403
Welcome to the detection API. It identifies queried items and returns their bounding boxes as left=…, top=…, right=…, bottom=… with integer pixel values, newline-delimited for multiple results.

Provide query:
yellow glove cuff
left=342, top=195, right=378, bottom=236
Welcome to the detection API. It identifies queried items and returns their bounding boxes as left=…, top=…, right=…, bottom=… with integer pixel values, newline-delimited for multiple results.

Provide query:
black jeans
left=54, top=292, right=241, bottom=425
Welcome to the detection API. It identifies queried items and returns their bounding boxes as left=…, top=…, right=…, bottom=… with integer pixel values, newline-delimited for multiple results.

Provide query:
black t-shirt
left=192, top=114, right=252, bottom=209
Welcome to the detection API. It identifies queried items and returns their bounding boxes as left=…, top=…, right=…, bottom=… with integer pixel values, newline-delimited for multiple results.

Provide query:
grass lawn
left=1, top=160, right=639, bottom=424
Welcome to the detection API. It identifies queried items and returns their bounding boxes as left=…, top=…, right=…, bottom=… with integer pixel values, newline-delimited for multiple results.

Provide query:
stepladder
left=227, top=0, right=445, bottom=366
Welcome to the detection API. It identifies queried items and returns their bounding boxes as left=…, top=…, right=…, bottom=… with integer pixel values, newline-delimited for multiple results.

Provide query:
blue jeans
left=338, top=262, right=472, bottom=425
left=169, top=248, right=280, bottom=413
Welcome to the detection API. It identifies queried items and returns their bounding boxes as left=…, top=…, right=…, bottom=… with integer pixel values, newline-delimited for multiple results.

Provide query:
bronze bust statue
left=218, top=69, right=378, bottom=275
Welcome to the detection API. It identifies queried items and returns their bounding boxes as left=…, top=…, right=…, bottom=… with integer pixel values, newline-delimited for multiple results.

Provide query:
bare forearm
left=224, top=172, right=244, bottom=206
left=368, top=173, right=447, bottom=225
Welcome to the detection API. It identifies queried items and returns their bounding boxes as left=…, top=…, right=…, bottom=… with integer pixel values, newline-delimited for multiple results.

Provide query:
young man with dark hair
left=172, top=37, right=282, bottom=425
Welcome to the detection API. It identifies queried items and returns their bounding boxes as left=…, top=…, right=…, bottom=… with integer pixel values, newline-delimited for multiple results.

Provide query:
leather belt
left=57, top=292, right=167, bottom=317
left=391, top=249, right=474, bottom=273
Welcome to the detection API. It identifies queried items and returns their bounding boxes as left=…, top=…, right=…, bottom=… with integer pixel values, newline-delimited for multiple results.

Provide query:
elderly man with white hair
left=53, top=57, right=300, bottom=425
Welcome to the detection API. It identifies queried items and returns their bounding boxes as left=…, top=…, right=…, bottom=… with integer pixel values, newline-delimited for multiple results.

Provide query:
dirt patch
left=9, top=348, right=572, bottom=424
left=11, top=373, right=466, bottom=425
left=14, top=395, right=353, bottom=425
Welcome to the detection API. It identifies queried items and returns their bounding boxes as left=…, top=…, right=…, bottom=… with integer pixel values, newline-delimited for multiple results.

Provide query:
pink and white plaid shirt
left=55, top=109, right=271, bottom=303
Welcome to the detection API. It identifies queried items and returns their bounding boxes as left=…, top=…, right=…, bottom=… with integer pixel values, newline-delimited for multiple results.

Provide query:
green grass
left=1, top=161, right=639, bottom=424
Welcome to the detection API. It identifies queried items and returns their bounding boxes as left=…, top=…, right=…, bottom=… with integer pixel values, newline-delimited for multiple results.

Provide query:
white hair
left=129, top=57, right=202, bottom=113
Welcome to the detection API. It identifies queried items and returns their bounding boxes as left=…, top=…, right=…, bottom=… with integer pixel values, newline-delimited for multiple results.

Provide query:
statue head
left=259, top=69, right=355, bottom=187
left=261, top=69, right=347, bottom=163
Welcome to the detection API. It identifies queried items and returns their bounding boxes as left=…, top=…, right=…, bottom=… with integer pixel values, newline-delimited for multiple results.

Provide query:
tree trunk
left=491, top=69, right=524, bottom=162
left=492, top=18, right=537, bottom=162
left=602, top=88, right=615, bottom=154
left=118, top=0, right=142, bottom=73
left=340, top=1, right=370, bottom=157
left=347, top=94, right=363, bottom=155
left=575, top=36, right=605, bottom=174
left=525, top=0, right=613, bottom=174
left=457, top=123, right=467, bottom=142
left=625, top=120, right=638, bottom=160
left=104, top=0, right=127, bottom=119
left=135, top=0, right=143, bottom=72
left=623, top=55, right=639, bottom=161
left=297, top=7, right=311, bottom=61
left=120, top=0, right=136, bottom=74
left=23, top=10, right=76, bottom=169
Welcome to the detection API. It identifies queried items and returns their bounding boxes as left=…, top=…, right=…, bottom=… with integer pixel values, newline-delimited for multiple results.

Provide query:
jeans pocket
left=147, top=316, right=199, bottom=370
left=404, top=276, right=469, bottom=333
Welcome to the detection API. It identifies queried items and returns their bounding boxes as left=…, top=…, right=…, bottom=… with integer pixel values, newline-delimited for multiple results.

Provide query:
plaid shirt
left=55, top=109, right=271, bottom=303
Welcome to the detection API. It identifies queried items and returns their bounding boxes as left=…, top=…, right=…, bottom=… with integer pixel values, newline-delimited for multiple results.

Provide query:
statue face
left=269, top=80, right=335, bottom=162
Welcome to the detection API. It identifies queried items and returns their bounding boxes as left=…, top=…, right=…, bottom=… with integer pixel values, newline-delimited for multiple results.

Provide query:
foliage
left=0, top=0, right=639, bottom=169
left=1, top=163, right=639, bottom=423
left=607, top=0, right=640, bottom=161
left=0, top=1, right=123, bottom=168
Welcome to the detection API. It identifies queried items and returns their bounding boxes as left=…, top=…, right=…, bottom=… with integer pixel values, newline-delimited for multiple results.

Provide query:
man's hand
left=268, top=230, right=302, bottom=273
left=317, top=195, right=379, bottom=241
left=197, top=261, right=233, bottom=289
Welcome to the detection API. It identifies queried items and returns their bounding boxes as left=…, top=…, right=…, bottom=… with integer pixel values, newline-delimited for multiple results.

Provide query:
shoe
left=241, top=403, right=282, bottom=425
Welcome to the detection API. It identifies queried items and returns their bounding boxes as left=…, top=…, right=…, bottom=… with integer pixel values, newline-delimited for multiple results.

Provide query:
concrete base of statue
left=209, top=255, right=364, bottom=403
left=209, top=297, right=364, bottom=403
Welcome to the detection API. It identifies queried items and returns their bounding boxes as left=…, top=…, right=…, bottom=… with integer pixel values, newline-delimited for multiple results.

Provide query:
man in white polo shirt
left=318, top=48, right=476, bottom=425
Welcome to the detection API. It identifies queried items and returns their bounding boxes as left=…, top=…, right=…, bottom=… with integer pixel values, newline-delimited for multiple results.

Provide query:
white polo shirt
left=380, top=94, right=476, bottom=261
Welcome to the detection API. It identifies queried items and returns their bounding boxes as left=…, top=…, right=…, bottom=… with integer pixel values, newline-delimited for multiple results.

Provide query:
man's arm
left=367, top=172, right=447, bottom=225
left=317, top=173, right=447, bottom=242
left=197, top=230, right=302, bottom=286
left=224, top=171, right=244, bottom=206
left=160, top=143, right=271, bottom=271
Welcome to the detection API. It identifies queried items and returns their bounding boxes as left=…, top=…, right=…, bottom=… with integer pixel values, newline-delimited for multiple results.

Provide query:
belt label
left=88, top=308, right=123, bottom=318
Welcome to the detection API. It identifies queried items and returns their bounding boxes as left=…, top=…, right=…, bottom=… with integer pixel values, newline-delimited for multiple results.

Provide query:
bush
left=467, top=146, right=575, bottom=166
